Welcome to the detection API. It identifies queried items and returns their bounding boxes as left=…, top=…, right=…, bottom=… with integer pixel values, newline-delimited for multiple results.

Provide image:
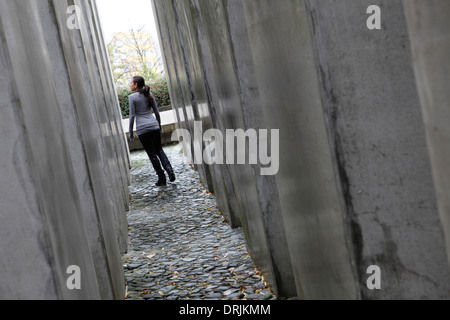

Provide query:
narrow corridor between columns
left=123, top=143, right=277, bottom=301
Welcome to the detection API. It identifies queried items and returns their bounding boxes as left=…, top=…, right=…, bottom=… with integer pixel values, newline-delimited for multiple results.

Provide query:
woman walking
left=129, top=76, right=176, bottom=186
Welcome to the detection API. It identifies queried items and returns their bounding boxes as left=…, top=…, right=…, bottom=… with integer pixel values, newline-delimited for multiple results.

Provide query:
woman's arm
left=129, top=96, right=136, bottom=141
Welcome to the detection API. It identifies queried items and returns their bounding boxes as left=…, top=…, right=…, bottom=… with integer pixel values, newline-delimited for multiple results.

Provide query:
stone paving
left=123, top=143, right=277, bottom=300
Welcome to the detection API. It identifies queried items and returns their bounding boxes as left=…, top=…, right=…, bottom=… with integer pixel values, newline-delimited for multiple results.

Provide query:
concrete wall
left=0, top=0, right=129, bottom=300
left=403, top=0, right=450, bottom=272
left=152, top=0, right=450, bottom=299
left=304, top=0, right=450, bottom=300
left=152, top=0, right=297, bottom=297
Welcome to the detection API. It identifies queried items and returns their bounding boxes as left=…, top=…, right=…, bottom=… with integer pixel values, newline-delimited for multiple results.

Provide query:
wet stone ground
left=124, top=143, right=277, bottom=301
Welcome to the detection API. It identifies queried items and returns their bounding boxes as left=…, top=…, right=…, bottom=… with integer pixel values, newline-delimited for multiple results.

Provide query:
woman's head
left=130, top=76, right=145, bottom=91
left=130, top=75, right=154, bottom=103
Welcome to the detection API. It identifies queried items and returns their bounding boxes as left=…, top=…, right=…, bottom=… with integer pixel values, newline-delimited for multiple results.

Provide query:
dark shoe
left=168, top=171, right=176, bottom=183
left=155, top=177, right=167, bottom=187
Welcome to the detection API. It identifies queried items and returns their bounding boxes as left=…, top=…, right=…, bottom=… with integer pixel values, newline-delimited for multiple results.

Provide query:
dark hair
left=133, top=76, right=155, bottom=106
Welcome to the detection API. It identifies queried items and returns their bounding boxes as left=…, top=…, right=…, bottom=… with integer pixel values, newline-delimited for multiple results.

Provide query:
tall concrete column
left=152, top=0, right=236, bottom=226
left=403, top=0, right=450, bottom=268
left=223, top=0, right=297, bottom=298
left=0, top=0, right=128, bottom=299
left=152, top=0, right=298, bottom=297
left=0, top=0, right=99, bottom=299
left=151, top=0, right=450, bottom=299
left=304, top=0, right=450, bottom=299
left=241, top=0, right=450, bottom=299
left=152, top=0, right=242, bottom=228
left=242, top=0, right=359, bottom=300
left=80, top=0, right=129, bottom=255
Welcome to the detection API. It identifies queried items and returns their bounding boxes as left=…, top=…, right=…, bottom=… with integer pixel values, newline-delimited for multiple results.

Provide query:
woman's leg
left=139, top=132, right=166, bottom=185
left=150, top=130, right=176, bottom=182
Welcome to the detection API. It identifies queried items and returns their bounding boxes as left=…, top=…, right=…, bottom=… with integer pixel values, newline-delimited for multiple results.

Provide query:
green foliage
left=150, top=76, right=171, bottom=108
left=117, top=87, right=133, bottom=118
left=117, top=76, right=171, bottom=118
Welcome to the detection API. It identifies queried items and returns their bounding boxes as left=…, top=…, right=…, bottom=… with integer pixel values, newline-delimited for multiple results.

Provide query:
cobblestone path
left=124, top=143, right=276, bottom=300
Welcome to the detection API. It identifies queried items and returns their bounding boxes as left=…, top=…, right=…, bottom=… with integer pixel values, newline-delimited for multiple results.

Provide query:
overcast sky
left=96, top=0, right=159, bottom=43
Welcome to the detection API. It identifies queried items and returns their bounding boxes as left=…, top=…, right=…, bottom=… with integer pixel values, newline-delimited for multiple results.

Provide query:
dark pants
left=139, top=130, right=173, bottom=180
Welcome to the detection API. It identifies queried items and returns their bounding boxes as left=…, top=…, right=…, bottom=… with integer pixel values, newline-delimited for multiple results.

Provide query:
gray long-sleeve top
left=128, top=92, right=161, bottom=140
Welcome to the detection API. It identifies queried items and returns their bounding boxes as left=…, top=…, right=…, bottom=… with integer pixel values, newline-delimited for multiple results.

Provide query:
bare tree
left=107, top=26, right=164, bottom=86
left=107, top=35, right=130, bottom=85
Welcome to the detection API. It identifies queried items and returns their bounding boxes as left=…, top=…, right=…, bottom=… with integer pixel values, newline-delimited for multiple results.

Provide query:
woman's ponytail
left=143, top=85, right=155, bottom=108
left=143, top=85, right=154, bottom=101
left=133, top=76, right=155, bottom=107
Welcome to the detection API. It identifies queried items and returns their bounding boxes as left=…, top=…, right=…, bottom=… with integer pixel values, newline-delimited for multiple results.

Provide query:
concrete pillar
left=76, top=0, right=129, bottom=255
left=306, top=0, right=450, bottom=299
left=152, top=0, right=242, bottom=228
left=403, top=0, right=450, bottom=269
left=0, top=0, right=128, bottom=300
left=241, top=0, right=359, bottom=300
left=36, top=0, right=124, bottom=299
left=241, top=0, right=450, bottom=299
left=224, top=0, right=297, bottom=299
left=88, top=0, right=131, bottom=207
left=152, top=0, right=297, bottom=298
left=151, top=0, right=450, bottom=299
left=153, top=0, right=235, bottom=222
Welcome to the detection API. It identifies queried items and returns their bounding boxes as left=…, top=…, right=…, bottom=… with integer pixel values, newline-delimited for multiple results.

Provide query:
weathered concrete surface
left=152, top=0, right=297, bottom=298
left=223, top=0, right=297, bottom=299
left=305, top=0, right=450, bottom=300
left=192, top=0, right=282, bottom=296
left=152, top=0, right=450, bottom=299
left=152, top=0, right=242, bottom=230
left=241, top=0, right=359, bottom=300
left=0, top=0, right=129, bottom=300
left=403, top=0, right=450, bottom=270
